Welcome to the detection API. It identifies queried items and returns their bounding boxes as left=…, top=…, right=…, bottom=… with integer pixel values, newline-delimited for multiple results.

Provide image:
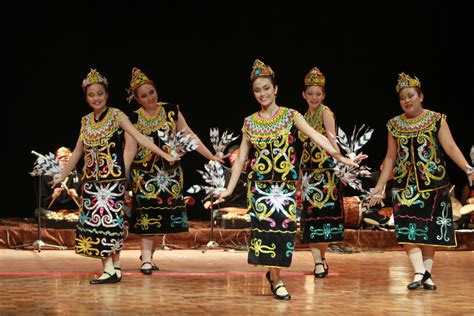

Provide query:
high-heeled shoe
left=407, top=271, right=431, bottom=290
left=313, top=258, right=329, bottom=278
left=265, top=271, right=275, bottom=294
left=90, top=271, right=119, bottom=285
left=114, top=267, right=122, bottom=282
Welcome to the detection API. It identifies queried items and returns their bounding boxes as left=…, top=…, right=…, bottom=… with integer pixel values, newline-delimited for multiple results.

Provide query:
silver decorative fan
left=157, top=126, right=199, bottom=158
left=209, top=127, right=239, bottom=158
left=187, top=160, right=226, bottom=201
left=30, top=152, right=63, bottom=179
left=330, top=124, right=374, bottom=192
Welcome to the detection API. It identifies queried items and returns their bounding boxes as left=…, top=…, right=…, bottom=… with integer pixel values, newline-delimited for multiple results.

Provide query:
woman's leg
left=421, top=245, right=436, bottom=285
left=310, top=244, right=329, bottom=275
left=96, top=256, right=115, bottom=280
left=268, top=267, right=290, bottom=299
left=113, top=251, right=121, bottom=279
left=140, top=237, right=158, bottom=273
left=403, top=244, right=426, bottom=282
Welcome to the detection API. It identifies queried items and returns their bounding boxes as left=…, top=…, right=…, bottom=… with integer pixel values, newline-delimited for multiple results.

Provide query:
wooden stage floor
left=0, top=248, right=473, bottom=315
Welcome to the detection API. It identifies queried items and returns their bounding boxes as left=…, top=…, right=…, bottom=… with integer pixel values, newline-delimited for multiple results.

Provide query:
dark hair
left=251, top=75, right=277, bottom=86
left=250, top=75, right=277, bottom=97
left=414, top=87, right=423, bottom=96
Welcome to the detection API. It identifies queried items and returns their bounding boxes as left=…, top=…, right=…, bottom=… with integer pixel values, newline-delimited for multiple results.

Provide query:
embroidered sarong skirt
left=75, top=180, right=126, bottom=259
left=300, top=169, right=344, bottom=244
left=248, top=181, right=297, bottom=268
left=129, top=165, right=188, bottom=235
left=393, top=186, right=456, bottom=247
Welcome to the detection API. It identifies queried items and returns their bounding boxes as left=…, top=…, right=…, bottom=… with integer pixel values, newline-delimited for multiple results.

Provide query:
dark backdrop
left=9, top=2, right=472, bottom=219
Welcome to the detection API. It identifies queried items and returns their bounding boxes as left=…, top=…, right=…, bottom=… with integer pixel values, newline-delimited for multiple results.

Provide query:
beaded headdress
left=82, top=68, right=108, bottom=90
left=396, top=72, right=421, bottom=93
left=304, top=67, right=325, bottom=87
left=250, top=59, right=274, bottom=81
left=127, top=67, right=154, bottom=103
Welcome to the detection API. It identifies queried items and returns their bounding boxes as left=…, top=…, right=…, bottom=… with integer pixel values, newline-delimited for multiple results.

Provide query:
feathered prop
left=29, top=152, right=63, bottom=178
left=334, top=124, right=374, bottom=160
left=209, top=127, right=239, bottom=158
left=157, top=127, right=199, bottom=158
left=187, top=160, right=226, bottom=201
left=329, top=124, right=374, bottom=192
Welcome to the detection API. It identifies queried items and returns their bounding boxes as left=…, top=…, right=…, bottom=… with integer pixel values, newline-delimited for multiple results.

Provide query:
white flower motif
left=145, top=167, right=180, bottom=194
left=255, top=183, right=295, bottom=219
left=83, top=182, right=124, bottom=227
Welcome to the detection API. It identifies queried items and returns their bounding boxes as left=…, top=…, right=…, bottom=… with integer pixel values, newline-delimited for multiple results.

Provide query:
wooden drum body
left=343, top=196, right=362, bottom=229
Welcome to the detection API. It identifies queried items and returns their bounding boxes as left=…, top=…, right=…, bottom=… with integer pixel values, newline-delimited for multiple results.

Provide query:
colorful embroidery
left=250, top=238, right=277, bottom=258
left=388, top=110, right=449, bottom=192
left=243, top=107, right=302, bottom=181
left=80, top=108, right=125, bottom=147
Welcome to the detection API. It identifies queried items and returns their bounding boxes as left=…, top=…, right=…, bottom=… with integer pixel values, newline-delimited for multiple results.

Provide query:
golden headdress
left=396, top=72, right=421, bottom=93
left=127, top=67, right=154, bottom=103
left=250, top=59, right=274, bottom=81
left=82, top=68, right=108, bottom=90
left=304, top=67, right=325, bottom=87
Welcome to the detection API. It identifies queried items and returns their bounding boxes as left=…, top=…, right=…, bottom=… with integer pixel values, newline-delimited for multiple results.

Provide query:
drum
left=343, top=196, right=362, bottom=229
left=450, top=195, right=463, bottom=222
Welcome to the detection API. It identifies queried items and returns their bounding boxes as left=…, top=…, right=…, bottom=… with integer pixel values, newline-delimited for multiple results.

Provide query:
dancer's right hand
left=368, top=186, right=385, bottom=207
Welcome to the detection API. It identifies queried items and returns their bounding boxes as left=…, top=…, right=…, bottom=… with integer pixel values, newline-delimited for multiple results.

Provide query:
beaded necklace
left=81, top=108, right=120, bottom=147
left=136, top=105, right=167, bottom=135
left=304, top=104, right=324, bottom=129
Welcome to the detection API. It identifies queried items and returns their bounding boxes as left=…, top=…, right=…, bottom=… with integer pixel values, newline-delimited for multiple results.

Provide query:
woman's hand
left=162, top=153, right=181, bottom=163
left=211, top=155, right=225, bottom=164
left=354, top=152, right=368, bottom=163
left=337, top=154, right=359, bottom=168
left=368, top=186, right=385, bottom=207
left=215, top=188, right=232, bottom=201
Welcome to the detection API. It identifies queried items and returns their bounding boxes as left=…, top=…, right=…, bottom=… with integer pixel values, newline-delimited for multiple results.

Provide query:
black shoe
left=423, top=282, right=437, bottom=290
left=140, top=255, right=159, bottom=271
left=422, top=272, right=437, bottom=290
left=273, top=282, right=291, bottom=300
left=114, top=267, right=122, bottom=282
left=314, top=258, right=329, bottom=278
left=265, top=271, right=275, bottom=294
left=90, top=271, right=119, bottom=285
left=407, top=271, right=431, bottom=290
left=140, top=262, right=153, bottom=275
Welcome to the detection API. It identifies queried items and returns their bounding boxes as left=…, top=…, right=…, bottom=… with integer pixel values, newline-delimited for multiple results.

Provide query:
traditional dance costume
left=76, top=107, right=128, bottom=258
left=388, top=109, right=456, bottom=247
left=299, top=104, right=343, bottom=244
left=128, top=103, right=189, bottom=235
left=243, top=106, right=303, bottom=268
